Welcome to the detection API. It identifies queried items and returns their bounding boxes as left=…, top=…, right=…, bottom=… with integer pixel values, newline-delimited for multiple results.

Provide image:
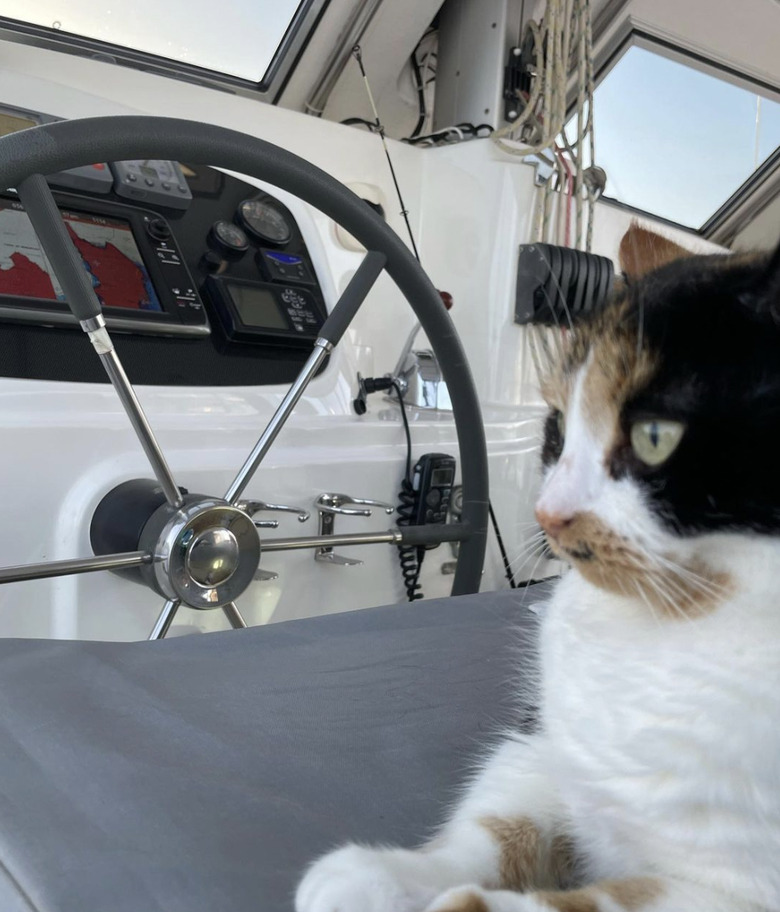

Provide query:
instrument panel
left=0, top=122, right=330, bottom=387
left=0, top=196, right=208, bottom=337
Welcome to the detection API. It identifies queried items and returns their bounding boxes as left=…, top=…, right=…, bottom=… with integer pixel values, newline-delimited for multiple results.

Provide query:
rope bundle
left=491, top=0, right=598, bottom=251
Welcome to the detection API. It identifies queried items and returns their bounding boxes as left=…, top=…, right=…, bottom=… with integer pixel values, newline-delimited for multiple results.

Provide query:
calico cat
left=295, top=225, right=780, bottom=912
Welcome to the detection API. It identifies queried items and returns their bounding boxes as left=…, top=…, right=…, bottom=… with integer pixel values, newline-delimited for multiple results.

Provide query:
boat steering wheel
left=0, top=117, right=489, bottom=637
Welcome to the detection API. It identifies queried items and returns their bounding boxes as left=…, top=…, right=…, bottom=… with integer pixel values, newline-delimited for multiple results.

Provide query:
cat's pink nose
left=535, top=507, right=572, bottom=540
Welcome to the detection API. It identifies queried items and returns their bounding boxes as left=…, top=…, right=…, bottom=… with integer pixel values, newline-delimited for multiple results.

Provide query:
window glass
left=591, top=45, right=780, bottom=228
left=0, top=0, right=308, bottom=83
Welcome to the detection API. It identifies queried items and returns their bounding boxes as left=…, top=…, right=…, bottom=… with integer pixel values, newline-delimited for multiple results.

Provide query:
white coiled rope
left=491, top=0, right=597, bottom=251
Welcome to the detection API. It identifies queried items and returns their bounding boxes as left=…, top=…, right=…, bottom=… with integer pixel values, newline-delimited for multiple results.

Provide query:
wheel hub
left=141, top=499, right=261, bottom=609
left=90, top=481, right=262, bottom=609
left=186, top=528, right=241, bottom=586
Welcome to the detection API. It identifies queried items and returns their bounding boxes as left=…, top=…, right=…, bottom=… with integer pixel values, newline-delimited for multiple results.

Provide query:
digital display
left=0, top=201, right=162, bottom=311
left=139, top=164, right=159, bottom=179
left=229, top=284, right=288, bottom=329
left=431, top=467, right=454, bottom=487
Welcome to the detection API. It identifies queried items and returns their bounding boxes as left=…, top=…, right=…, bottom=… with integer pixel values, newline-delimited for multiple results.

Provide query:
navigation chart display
left=0, top=201, right=162, bottom=311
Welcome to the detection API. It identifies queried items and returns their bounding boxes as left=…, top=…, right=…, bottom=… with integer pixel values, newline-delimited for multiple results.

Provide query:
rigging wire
left=351, top=44, right=421, bottom=263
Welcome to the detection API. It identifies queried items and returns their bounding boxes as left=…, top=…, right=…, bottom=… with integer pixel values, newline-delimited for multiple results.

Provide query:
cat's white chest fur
left=540, top=562, right=780, bottom=907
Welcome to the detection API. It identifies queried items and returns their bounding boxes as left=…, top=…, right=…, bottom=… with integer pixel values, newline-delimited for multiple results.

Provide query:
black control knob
left=146, top=218, right=172, bottom=241
left=201, top=250, right=224, bottom=273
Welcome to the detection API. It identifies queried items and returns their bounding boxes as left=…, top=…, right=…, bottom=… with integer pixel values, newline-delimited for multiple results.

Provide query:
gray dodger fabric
left=0, top=584, right=553, bottom=912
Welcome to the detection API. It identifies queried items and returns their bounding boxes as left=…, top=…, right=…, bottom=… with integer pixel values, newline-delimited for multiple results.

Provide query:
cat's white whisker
left=506, top=535, right=541, bottom=558
left=526, top=327, right=547, bottom=387
left=630, top=576, right=663, bottom=626
left=649, top=552, right=730, bottom=605
left=506, top=539, right=548, bottom=574
left=518, top=556, right=550, bottom=605
left=535, top=247, right=575, bottom=333
left=646, top=573, right=690, bottom=623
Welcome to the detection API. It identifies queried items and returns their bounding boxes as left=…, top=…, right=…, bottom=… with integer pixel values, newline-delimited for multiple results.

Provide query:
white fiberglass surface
left=0, top=373, right=548, bottom=640
left=0, top=0, right=305, bottom=83
left=593, top=45, right=780, bottom=228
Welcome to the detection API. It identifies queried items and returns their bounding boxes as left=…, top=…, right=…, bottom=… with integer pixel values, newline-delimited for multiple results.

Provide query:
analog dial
left=237, top=199, right=292, bottom=244
left=211, top=219, right=249, bottom=253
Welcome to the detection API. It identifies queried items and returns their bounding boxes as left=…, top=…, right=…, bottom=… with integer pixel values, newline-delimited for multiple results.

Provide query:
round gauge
left=211, top=219, right=249, bottom=253
left=237, top=199, right=292, bottom=245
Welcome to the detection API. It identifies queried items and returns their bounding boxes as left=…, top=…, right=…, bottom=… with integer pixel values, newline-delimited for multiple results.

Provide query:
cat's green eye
left=630, top=419, right=684, bottom=466
left=555, top=410, right=565, bottom=439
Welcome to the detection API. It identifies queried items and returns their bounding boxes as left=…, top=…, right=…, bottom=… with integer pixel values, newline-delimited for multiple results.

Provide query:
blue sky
left=592, top=46, right=780, bottom=228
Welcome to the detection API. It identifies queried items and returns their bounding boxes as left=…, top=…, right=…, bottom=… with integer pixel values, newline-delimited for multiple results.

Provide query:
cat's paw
left=295, top=843, right=437, bottom=912
left=425, top=886, right=542, bottom=912
left=425, top=885, right=493, bottom=912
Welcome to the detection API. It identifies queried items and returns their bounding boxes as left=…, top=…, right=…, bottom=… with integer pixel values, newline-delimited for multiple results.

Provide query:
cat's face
left=535, top=226, right=780, bottom=617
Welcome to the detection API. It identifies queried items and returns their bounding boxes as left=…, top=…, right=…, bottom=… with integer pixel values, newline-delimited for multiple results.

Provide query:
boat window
left=591, top=44, right=780, bottom=229
left=0, top=0, right=313, bottom=86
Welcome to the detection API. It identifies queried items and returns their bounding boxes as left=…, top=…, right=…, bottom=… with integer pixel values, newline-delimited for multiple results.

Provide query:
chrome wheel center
left=139, top=498, right=261, bottom=609
left=185, top=528, right=240, bottom=586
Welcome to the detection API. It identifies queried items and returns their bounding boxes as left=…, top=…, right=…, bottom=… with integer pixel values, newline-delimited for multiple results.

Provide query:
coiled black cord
left=356, top=376, right=518, bottom=595
left=396, top=476, right=425, bottom=601
left=390, top=381, right=426, bottom=601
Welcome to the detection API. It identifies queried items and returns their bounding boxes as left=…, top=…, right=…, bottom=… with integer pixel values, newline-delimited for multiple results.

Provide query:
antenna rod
left=352, top=45, right=421, bottom=263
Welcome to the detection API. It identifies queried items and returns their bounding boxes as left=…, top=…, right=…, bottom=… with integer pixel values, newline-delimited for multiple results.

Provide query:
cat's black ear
left=619, top=222, right=694, bottom=281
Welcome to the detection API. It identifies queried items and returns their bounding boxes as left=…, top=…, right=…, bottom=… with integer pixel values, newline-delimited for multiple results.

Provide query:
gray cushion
left=0, top=585, right=551, bottom=911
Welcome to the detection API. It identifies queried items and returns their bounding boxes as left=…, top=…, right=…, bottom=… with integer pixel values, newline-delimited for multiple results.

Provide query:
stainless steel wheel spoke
left=16, top=174, right=182, bottom=509
left=149, top=598, right=181, bottom=640
left=222, top=602, right=248, bottom=630
left=260, top=524, right=470, bottom=553
left=0, top=551, right=151, bottom=585
left=225, top=250, right=386, bottom=505
left=90, top=344, right=182, bottom=509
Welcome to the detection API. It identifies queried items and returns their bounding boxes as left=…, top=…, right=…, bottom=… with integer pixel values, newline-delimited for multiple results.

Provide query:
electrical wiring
left=408, top=46, right=427, bottom=139
left=340, top=117, right=380, bottom=132
left=404, top=28, right=438, bottom=141
left=404, top=122, right=493, bottom=146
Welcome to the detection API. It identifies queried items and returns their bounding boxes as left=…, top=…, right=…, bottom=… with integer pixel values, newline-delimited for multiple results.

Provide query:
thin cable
left=352, top=45, right=421, bottom=263
left=392, top=380, right=413, bottom=482
left=340, top=117, right=379, bottom=132
left=489, top=502, right=517, bottom=589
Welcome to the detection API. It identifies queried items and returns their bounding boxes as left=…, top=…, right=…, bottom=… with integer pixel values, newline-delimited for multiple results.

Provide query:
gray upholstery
left=0, top=585, right=552, bottom=911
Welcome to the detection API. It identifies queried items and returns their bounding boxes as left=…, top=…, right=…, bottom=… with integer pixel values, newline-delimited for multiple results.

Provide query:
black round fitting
left=90, top=479, right=187, bottom=582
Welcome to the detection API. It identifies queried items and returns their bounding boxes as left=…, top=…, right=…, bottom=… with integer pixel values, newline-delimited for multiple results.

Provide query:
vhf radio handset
left=410, top=453, right=456, bottom=529
left=396, top=453, right=456, bottom=602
